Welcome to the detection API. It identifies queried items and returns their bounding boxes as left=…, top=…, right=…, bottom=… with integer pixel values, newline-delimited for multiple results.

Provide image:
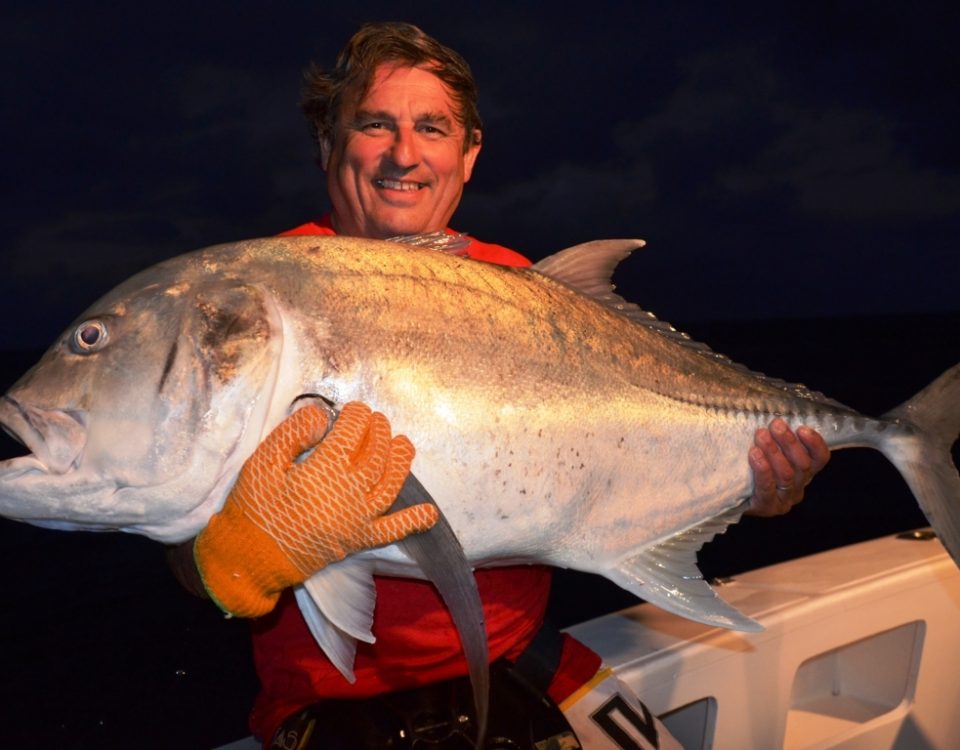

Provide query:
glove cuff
left=194, top=501, right=303, bottom=618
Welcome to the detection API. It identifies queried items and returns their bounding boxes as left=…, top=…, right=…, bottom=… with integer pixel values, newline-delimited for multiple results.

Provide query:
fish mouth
left=0, top=395, right=88, bottom=475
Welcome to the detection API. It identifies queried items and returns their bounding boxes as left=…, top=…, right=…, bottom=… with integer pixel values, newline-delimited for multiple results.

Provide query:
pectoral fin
left=392, top=472, right=490, bottom=741
left=291, top=471, right=489, bottom=743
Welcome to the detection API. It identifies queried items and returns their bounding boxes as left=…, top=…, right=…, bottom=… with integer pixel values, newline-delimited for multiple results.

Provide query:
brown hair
left=301, top=22, right=482, bottom=160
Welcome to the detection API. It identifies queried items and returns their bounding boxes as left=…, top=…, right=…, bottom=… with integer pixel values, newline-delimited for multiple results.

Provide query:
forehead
left=348, top=64, right=461, bottom=121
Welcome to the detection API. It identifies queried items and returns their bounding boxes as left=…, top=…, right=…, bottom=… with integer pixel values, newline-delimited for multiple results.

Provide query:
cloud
left=459, top=159, right=657, bottom=256
left=604, top=43, right=960, bottom=224
left=719, top=107, right=960, bottom=221
left=456, top=38, right=958, bottom=323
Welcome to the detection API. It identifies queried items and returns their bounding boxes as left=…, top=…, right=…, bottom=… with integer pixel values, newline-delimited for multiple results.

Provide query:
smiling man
left=175, top=22, right=830, bottom=749
left=319, top=63, right=481, bottom=238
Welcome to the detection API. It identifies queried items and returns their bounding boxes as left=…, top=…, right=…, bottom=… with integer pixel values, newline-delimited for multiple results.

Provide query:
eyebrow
left=353, top=108, right=456, bottom=129
left=416, top=110, right=455, bottom=128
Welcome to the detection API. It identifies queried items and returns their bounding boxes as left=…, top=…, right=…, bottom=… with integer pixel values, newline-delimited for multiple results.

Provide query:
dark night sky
left=2, top=1, right=958, bottom=351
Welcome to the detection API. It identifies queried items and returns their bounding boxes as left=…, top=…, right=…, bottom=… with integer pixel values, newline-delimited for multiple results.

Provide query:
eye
left=72, top=319, right=109, bottom=354
left=360, top=121, right=391, bottom=133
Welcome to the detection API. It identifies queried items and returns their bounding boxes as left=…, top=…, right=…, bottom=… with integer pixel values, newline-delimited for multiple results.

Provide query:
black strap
left=272, top=659, right=579, bottom=749
left=509, top=619, right=566, bottom=697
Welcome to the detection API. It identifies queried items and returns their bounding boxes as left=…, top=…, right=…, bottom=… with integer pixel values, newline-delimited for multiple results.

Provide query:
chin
left=377, top=223, right=432, bottom=239
left=372, top=209, right=442, bottom=237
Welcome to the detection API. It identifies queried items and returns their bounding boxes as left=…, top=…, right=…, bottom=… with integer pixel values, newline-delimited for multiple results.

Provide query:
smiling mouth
left=375, top=178, right=426, bottom=191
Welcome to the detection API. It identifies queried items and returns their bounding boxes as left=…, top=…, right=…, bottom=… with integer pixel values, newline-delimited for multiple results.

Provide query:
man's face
left=321, top=64, right=481, bottom=239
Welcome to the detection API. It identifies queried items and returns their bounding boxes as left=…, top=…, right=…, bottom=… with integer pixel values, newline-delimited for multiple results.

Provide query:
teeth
left=376, top=179, right=423, bottom=191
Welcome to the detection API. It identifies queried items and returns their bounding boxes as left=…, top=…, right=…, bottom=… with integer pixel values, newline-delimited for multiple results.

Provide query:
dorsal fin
left=531, top=239, right=646, bottom=298
left=532, top=240, right=697, bottom=336
left=387, top=231, right=471, bottom=255
left=532, top=239, right=849, bottom=409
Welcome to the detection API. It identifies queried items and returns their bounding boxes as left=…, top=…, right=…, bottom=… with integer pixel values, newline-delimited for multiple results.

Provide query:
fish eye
left=72, top=319, right=109, bottom=354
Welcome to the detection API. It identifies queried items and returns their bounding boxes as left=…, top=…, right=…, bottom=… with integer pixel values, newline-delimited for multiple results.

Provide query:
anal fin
left=608, top=504, right=762, bottom=632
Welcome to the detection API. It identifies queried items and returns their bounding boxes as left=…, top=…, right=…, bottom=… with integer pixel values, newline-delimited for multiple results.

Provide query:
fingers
left=365, top=502, right=440, bottom=547
left=351, top=411, right=392, bottom=484
left=364, top=435, right=415, bottom=513
left=747, top=445, right=781, bottom=516
left=797, top=425, right=831, bottom=474
left=312, top=401, right=373, bottom=463
left=253, top=405, right=331, bottom=469
left=298, top=402, right=402, bottom=486
left=294, top=402, right=414, bottom=508
left=747, top=419, right=829, bottom=517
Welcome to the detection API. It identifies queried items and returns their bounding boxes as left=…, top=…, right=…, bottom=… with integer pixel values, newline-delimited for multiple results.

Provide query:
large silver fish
left=1, top=235, right=959, bottom=719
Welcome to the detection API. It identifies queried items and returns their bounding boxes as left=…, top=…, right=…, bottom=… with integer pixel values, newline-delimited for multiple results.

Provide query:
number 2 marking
left=590, top=694, right=660, bottom=750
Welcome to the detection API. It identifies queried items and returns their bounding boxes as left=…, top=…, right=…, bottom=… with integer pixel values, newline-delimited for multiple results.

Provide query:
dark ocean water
left=1, top=313, right=957, bottom=748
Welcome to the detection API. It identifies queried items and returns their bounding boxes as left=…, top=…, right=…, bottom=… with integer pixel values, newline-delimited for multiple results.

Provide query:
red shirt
left=249, top=218, right=599, bottom=740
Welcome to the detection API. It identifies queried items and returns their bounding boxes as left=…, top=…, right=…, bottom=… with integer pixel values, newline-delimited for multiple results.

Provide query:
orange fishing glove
left=194, top=402, right=439, bottom=618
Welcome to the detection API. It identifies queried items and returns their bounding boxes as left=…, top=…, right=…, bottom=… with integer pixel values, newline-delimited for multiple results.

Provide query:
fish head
left=0, top=258, right=285, bottom=542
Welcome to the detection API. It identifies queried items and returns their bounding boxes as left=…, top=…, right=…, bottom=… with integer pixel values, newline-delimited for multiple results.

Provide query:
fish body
left=1, top=235, right=959, bottom=678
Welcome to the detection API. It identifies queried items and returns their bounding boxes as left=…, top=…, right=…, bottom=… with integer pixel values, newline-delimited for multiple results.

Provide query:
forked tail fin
left=882, top=363, right=960, bottom=565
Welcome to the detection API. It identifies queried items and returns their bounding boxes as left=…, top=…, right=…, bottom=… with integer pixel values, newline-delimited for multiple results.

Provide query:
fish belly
left=357, top=384, right=761, bottom=575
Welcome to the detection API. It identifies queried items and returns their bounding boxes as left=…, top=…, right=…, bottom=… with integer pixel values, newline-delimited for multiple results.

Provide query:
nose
left=388, top=125, right=420, bottom=168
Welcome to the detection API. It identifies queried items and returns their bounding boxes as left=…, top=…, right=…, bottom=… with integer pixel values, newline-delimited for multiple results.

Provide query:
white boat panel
left=567, top=529, right=960, bottom=749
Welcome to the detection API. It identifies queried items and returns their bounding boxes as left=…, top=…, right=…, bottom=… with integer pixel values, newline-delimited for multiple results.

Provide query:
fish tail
left=881, top=362, right=960, bottom=565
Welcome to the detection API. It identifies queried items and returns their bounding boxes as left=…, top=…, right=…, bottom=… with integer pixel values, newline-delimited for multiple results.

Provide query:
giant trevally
left=1, top=235, right=959, bottom=721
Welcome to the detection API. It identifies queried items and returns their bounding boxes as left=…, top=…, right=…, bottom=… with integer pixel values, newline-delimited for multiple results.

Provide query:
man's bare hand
left=747, top=418, right=830, bottom=516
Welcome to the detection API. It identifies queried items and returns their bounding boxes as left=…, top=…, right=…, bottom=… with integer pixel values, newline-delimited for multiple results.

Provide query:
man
left=173, top=22, right=830, bottom=748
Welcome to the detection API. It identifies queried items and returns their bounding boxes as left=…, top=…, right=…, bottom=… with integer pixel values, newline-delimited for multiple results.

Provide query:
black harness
left=269, top=623, right=580, bottom=749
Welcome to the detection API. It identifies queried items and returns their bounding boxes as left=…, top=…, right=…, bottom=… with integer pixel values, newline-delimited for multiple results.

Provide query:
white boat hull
left=569, top=529, right=960, bottom=749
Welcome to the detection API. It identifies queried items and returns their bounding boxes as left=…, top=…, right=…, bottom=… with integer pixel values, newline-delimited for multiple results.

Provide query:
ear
left=320, top=137, right=332, bottom=170
left=462, top=129, right=482, bottom=183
